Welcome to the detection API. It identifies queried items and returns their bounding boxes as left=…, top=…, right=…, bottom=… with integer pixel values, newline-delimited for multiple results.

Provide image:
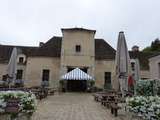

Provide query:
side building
left=149, top=54, right=160, bottom=79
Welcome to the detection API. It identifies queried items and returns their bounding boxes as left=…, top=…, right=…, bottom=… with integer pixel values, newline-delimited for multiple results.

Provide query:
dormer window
left=75, top=45, right=81, bottom=52
left=19, top=57, right=24, bottom=63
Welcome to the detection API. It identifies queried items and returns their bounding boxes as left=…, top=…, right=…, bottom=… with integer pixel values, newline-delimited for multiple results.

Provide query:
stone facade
left=0, top=63, right=7, bottom=80
left=0, top=28, right=152, bottom=90
left=25, top=57, right=60, bottom=88
left=149, top=55, right=160, bottom=79
left=95, top=60, right=115, bottom=88
left=60, top=29, right=95, bottom=78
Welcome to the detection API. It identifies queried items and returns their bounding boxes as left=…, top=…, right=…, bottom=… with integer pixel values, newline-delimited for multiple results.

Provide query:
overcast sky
left=0, top=0, right=160, bottom=50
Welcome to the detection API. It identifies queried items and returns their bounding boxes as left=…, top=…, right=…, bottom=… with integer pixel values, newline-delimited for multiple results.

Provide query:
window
left=42, top=69, right=50, bottom=81
left=104, top=72, right=111, bottom=89
left=19, top=57, right=24, bottom=63
left=131, top=62, right=135, bottom=71
left=75, top=45, right=81, bottom=52
left=2, top=75, right=7, bottom=81
left=16, top=70, right=23, bottom=79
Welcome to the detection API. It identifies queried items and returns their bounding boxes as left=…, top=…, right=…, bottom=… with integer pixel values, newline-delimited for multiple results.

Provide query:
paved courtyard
left=32, top=93, right=126, bottom=120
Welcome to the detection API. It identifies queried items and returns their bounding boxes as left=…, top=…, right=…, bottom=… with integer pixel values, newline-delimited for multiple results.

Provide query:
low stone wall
left=0, top=113, right=33, bottom=120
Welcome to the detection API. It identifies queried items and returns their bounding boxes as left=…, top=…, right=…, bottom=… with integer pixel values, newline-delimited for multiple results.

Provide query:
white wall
left=149, top=55, right=160, bottom=79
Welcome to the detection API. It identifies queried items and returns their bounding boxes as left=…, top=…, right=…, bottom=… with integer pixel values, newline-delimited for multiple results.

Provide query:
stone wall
left=95, top=60, right=115, bottom=88
left=25, top=57, right=60, bottom=88
left=149, top=55, right=160, bottom=79
left=140, top=70, right=150, bottom=79
left=0, top=63, right=7, bottom=80
left=60, top=29, right=95, bottom=77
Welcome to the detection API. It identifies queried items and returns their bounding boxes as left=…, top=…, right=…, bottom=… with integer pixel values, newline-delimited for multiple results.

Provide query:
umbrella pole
left=134, top=81, right=137, bottom=95
left=120, top=79, right=125, bottom=98
left=7, top=75, right=12, bottom=88
left=8, top=79, right=11, bottom=88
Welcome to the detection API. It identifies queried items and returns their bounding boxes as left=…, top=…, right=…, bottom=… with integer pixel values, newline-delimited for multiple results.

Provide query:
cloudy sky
left=0, top=0, right=160, bottom=50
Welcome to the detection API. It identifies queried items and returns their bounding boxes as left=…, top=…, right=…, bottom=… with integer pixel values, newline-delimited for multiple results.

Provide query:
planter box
left=0, top=113, right=32, bottom=120
left=5, top=99, right=20, bottom=113
left=0, top=114, right=10, bottom=120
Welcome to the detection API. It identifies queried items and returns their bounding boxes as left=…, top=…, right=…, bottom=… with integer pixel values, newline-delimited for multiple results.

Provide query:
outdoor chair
left=36, top=87, right=48, bottom=100
left=110, top=102, right=121, bottom=117
left=48, top=88, right=55, bottom=95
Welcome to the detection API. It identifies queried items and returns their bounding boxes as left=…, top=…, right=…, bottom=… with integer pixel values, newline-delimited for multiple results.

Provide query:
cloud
left=0, top=0, right=160, bottom=49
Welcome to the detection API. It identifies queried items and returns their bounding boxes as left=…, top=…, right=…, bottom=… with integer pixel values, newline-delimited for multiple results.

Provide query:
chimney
left=39, top=42, right=44, bottom=47
left=132, top=45, right=139, bottom=52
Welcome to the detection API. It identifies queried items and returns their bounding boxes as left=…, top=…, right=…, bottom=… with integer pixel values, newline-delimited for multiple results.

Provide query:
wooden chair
left=110, top=102, right=121, bottom=117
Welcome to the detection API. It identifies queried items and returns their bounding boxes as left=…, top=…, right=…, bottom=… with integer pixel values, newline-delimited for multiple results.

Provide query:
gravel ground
left=32, top=93, right=128, bottom=120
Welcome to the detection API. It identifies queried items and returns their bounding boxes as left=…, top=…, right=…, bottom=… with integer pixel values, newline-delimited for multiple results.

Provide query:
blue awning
left=61, top=68, right=94, bottom=80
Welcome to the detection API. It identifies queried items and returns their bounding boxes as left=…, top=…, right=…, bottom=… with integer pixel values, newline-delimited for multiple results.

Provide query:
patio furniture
left=14, top=79, right=24, bottom=87
left=37, top=88, right=48, bottom=100
left=101, top=94, right=119, bottom=108
left=48, top=88, right=56, bottom=95
left=110, top=102, right=121, bottom=117
left=93, top=92, right=106, bottom=102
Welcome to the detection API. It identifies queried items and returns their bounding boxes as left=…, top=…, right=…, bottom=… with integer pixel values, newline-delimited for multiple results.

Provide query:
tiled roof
left=0, top=37, right=157, bottom=70
left=61, top=28, right=96, bottom=33
left=95, top=39, right=116, bottom=60
left=0, top=45, right=37, bottom=63
left=29, top=36, right=62, bottom=57
left=0, top=36, right=115, bottom=60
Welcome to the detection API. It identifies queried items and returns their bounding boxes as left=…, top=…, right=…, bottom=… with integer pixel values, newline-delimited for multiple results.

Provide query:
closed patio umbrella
left=115, top=32, right=130, bottom=97
left=134, top=59, right=140, bottom=82
left=7, top=47, right=17, bottom=87
left=134, top=59, right=140, bottom=94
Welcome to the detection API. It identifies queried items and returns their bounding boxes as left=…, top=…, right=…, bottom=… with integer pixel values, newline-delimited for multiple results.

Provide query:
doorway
left=67, top=80, right=87, bottom=92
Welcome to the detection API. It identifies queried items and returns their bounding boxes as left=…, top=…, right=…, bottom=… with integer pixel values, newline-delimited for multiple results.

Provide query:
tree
left=143, top=38, right=160, bottom=52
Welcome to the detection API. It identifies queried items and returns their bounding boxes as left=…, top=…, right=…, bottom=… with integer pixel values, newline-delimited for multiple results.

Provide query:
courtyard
left=32, top=93, right=125, bottom=120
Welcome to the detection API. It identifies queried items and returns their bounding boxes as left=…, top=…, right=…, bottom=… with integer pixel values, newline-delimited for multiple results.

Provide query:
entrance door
left=67, top=80, right=87, bottom=92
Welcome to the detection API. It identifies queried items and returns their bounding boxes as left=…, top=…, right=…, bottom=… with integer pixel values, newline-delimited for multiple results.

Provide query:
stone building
left=149, top=54, right=160, bottom=79
left=0, top=28, right=155, bottom=91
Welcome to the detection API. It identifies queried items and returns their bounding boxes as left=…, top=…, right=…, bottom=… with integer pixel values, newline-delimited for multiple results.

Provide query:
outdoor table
left=101, top=94, right=119, bottom=107
left=93, top=92, right=106, bottom=102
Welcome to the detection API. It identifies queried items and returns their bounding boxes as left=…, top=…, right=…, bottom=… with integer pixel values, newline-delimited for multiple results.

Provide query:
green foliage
left=89, top=80, right=95, bottom=87
left=143, top=38, right=160, bottom=52
left=151, top=38, right=160, bottom=51
left=136, top=79, right=160, bottom=96
left=136, top=80, right=154, bottom=96
left=143, top=46, right=152, bottom=52
left=126, top=96, right=160, bottom=119
left=0, top=91, right=37, bottom=114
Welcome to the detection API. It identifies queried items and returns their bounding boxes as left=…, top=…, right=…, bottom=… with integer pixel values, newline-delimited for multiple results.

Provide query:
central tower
left=60, top=28, right=96, bottom=79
